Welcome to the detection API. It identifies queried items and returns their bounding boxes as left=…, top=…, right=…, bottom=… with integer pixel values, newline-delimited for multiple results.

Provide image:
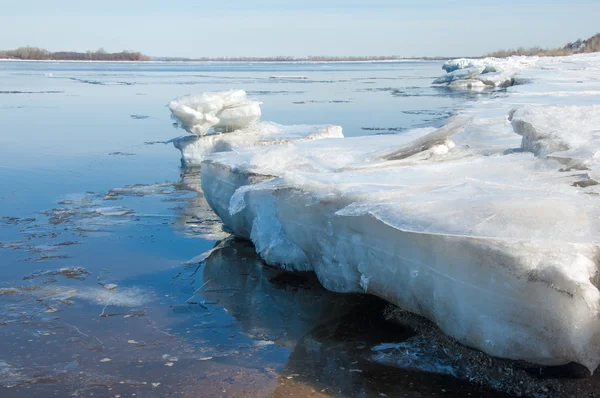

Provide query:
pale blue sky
left=1, top=0, right=599, bottom=57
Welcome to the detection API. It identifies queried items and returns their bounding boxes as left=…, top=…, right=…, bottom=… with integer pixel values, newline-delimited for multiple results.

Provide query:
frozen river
left=0, top=60, right=511, bottom=396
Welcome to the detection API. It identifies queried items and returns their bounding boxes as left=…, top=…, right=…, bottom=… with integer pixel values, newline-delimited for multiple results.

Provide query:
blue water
left=0, top=60, right=505, bottom=397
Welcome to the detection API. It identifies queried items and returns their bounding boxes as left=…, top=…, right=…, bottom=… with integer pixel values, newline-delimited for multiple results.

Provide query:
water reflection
left=200, top=237, right=360, bottom=347
left=191, top=237, right=509, bottom=397
left=173, top=169, right=231, bottom=241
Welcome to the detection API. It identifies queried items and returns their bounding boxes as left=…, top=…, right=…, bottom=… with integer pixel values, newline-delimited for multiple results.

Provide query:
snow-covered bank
left=171, top=53, right=600, bottom=373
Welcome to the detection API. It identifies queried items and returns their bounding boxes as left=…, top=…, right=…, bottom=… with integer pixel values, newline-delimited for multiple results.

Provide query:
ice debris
left=195, top=53, right=600, bottom=372
left=103, top=283, right=118, bottom=291
left=23, top=267, right=89, bottom=280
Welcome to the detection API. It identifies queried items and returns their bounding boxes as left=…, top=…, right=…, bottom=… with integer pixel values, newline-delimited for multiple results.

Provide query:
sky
left=1, top=0, right=599, bottom=58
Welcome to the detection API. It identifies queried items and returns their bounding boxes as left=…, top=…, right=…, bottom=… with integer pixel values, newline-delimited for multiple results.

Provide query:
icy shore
left=170, top=53, right=600, bottom=372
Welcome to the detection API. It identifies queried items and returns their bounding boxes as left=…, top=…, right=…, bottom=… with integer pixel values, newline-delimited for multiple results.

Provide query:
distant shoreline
left=0, top=46, right=459, bottom=63
left=2, top=33, right=597, bottom=63
left=149, top=56, right=454, bottom=62
left=0, top=57, right=452, bottom=64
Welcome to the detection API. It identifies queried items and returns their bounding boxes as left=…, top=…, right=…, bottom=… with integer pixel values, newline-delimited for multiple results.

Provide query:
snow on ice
left=169, top=53, right=600, bottom=372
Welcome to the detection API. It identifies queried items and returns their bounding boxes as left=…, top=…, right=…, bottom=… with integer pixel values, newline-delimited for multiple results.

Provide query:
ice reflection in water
left=173, top=169, right=231, bottom=241
left=198, top=237, right=359, bottom=346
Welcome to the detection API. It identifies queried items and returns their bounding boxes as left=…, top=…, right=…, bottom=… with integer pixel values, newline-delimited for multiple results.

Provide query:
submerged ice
left=171, top=53, right=600, bottom=372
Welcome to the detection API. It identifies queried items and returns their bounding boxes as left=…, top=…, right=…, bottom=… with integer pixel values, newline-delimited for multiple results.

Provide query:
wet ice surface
left=0, top=60, right=513, bottom=396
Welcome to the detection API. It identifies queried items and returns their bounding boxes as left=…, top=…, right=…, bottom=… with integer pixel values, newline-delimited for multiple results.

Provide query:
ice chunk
left=432, top=67, right=485, bottom=84
left=510, top=105, right=600, bottom=166
left=364, top=117, right=468, bottom=162
left=168, top=90, right=262, bottom=136
left=171, top=122, right=343, bottom=167
left=477, top=72, right=514, bottom=88
left=442, top=58, right=489, bottom=72
left=435, top=56, right=539, bottom=88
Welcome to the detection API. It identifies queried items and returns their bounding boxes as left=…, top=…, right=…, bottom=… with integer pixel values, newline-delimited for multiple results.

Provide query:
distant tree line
left=0, top=47, right=150, bottom=61
left=0, top=47, right=448, bottom=63
left=6, top=34, right=598, bottom=63
left=486, top=33, right=600, bottom=58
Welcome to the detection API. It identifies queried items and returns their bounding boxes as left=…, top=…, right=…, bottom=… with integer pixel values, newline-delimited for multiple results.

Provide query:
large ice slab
left=202, top=128, right=600, bottom=372
left=197, top=53, right=600, bottom=372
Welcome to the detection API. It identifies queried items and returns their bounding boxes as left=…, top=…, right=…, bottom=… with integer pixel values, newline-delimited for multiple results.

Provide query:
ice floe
left=187, top=53, right=600, bottom=372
